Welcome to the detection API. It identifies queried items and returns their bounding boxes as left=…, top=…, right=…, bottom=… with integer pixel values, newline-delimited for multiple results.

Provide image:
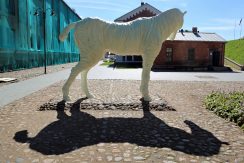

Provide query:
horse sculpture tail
left=59, top=22, right=77, bottom=41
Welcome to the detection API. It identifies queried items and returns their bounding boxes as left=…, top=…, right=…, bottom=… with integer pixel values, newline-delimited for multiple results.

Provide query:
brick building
left=154, top=28, right=226, bottom=68
left=114, top=2, right=226, bottom=69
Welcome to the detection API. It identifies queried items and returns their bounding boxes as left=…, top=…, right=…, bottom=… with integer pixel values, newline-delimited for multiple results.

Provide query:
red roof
left=114, top=3, right=161, bottom=22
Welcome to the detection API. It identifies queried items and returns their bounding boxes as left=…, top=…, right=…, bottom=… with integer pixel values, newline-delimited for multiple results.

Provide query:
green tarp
left=0, top=0, right=81, bottom=72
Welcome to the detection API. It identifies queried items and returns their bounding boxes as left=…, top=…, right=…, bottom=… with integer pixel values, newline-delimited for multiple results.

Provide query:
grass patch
left=204, top=91, right=244, bottom=130
left=100, top=62, right=142, bottom=69
left=225, top=39, right=244, bottom=65
left=100, top=61, right=114, bottom=66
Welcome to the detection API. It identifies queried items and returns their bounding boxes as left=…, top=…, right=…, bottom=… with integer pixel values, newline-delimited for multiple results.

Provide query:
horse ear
left=183, top=11, right=187, bottom=15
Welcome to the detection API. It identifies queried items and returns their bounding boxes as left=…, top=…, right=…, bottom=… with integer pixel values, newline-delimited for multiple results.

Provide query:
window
left=127, top=56, right=132, bottom=61
left=64, top=10, right=70, bottom=43
left=166, top=47, right=173, bottom=63
left=188, top=48, right=195, bottom=62
left=134, top=56, right=142, bottom=62
left=6, top=0, right=15, bottom=15
left=122, top=56, right=126, bottom=61
left=30, top=35, right=34, bottom=49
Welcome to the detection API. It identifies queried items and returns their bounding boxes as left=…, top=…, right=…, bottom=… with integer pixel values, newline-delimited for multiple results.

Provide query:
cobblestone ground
left=0, top=80, right=244, bottom=163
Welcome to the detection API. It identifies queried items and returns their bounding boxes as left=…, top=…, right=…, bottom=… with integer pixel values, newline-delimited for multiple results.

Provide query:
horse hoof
left=143, top=96, right=152, bottom=102
left=63, top=95, right=71, bottom=102
left=86, top=94, right=94, bottom=99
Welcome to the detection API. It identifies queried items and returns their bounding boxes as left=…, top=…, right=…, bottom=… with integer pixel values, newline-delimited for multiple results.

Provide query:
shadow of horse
left=14, top=99, right=228, bottom=156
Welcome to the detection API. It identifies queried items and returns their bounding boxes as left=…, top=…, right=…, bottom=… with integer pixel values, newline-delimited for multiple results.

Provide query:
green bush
left=204, top=91, right=244, bottom=130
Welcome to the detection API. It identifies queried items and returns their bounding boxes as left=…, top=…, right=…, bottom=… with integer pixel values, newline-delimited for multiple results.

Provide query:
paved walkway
left=0, top=80, right=244, bottom=162
left=1, top=61, right=244, bottom=108
left=0, top=69, right=69, bottom=108
left=88, top=63, right=244, bottom=81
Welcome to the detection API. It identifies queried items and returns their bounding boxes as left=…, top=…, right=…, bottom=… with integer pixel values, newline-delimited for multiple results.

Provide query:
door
left=212, top=51, right=220, bottom=66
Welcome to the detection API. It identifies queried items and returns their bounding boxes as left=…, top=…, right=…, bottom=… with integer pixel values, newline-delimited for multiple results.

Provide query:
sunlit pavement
left=87, top=61, right=244, bottom=81
left=1, top=61, right=244, bottom=108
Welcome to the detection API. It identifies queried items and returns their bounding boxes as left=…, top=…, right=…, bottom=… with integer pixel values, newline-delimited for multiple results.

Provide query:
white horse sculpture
left=59, top=8, right=186, bottom=101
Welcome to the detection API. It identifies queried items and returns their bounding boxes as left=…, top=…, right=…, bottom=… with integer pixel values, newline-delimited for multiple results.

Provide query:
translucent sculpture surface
left=60, top=8, right=186, bottom=101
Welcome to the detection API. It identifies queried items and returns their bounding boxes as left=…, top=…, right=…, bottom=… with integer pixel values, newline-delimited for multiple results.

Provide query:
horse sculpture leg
left=140, top=55, right=155, bottom=101
left=62, top=63, right=82, bottom=101
left=62, top=62, right=87, bottom=101
left=81, top=69, right=94, bottom=98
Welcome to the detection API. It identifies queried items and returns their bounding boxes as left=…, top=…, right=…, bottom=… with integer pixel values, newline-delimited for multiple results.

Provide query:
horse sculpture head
left=166, top=8, right=187, bottom=40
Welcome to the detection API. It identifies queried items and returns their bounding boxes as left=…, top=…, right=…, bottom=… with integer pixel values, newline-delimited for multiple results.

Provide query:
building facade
left=154, top=29, right=226, bottom=68
left=0, top=0, right=81, bottom=72
left=114, top=3, right=226, bottom=68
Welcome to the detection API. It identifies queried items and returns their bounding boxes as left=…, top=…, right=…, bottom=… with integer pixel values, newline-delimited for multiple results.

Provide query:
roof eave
left=166, top=40, right=227, bottom=43
left=61, top=0, right=82, bottom=20
left=114, top=3, right=161, bottom=22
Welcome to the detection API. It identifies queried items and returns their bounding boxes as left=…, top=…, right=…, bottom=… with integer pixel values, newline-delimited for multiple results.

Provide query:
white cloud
left=199, top=18, right=239, bottom=32
left=73, top=5, right=127, bottom=12
left=200, top=26, right=234, bottom=31
left=180, top=2, right=188, bottom=8
left=211, top=18, right=236, bottom=25
left=152, top=0, right=188, bottom=3
left=152, top=0, right=182, bottom=1
left=64, top=0, right=132, bottom=11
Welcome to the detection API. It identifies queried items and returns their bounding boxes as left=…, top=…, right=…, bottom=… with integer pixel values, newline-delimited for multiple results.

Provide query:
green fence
left=0, top=0, right=81, bottom=72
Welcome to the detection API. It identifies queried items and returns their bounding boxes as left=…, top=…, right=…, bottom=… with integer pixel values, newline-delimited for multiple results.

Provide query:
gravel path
left=0, top=62, right=77, bottom=87
left=0, top=79, right=244, bottom=162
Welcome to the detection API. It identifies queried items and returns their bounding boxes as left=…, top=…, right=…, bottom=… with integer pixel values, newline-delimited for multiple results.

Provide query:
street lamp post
left=34, top=6, right=55, bottom=74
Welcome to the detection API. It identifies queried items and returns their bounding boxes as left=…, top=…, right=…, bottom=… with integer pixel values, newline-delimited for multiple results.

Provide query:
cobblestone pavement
left=0, top=80, right=244, bottom=163
left=0, top=62, right=77, bottom=87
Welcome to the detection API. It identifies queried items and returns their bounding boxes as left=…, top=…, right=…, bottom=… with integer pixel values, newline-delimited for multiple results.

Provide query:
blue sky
left=64, top=0, right=244, bottom=40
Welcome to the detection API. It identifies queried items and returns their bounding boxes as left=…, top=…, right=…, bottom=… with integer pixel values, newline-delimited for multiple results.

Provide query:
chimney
left=141, top=1, right=145, bottom=6
left=192, top=27, right=198, bottom=34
